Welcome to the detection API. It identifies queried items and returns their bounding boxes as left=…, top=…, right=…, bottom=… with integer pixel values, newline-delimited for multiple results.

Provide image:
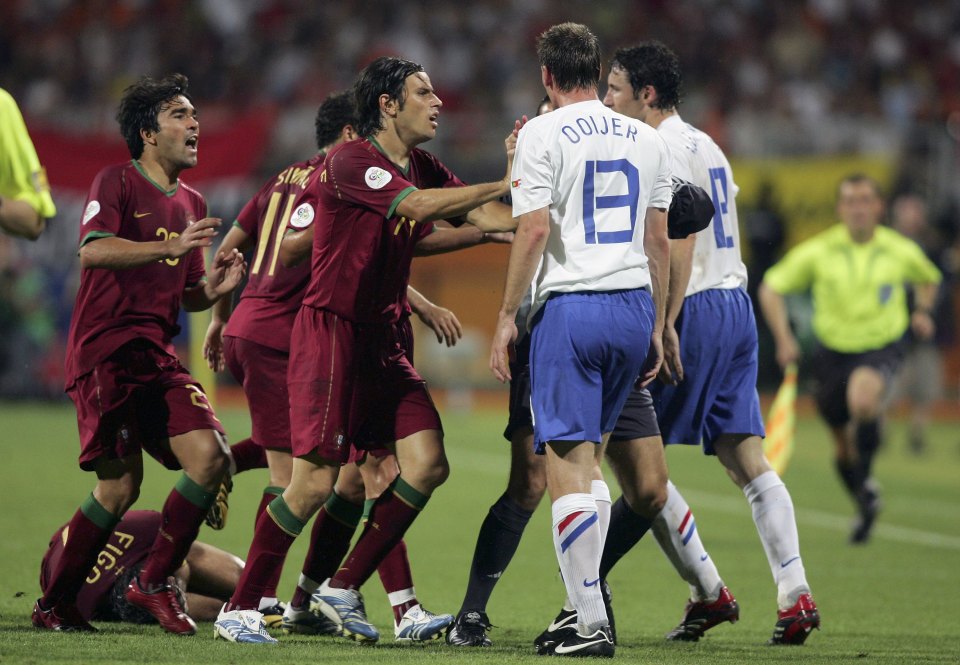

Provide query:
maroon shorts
left=224, top=336, right=291, bottom=451
left=67, top=340, right=224, bottom=471
left=288, top=308, right=442, bottom=463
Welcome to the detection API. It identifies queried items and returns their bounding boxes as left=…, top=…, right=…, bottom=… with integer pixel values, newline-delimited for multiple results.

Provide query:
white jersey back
left=511, top=99, right=672, bottom=319
left=658, top=115, right=747, bottom=295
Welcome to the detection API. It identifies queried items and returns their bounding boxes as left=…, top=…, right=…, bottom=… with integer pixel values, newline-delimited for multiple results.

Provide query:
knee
left=189, top=443, right=231, bottom=490
left=95, top=478, right=141, bottom=515
left=627, top=476, right=667, bottom=518
left=506, top=470, right=547, bottom=512
left=405, top=457, right=449, bottom=494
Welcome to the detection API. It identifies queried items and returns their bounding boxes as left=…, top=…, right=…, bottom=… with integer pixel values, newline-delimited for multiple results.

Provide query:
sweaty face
left=837, top=181, right=884, bottom=241
left=395, top=72, right=442, bottom=145
left=603, top=68, right=648, bottom=122
left=150, top=95, right=199, bottom=170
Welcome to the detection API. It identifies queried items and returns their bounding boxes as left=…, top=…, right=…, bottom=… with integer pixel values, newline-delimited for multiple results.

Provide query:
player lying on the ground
left=40, top=510, right=242, bottom=626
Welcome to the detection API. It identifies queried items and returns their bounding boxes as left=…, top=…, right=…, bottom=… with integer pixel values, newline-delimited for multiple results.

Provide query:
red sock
left=41, top=507, right=115, bottom=606
left=230, top=502, right=301, bottom=611
left=289, top=505, right=358, bottom=608
left=258, top=489, right=284, bottom=599
left=231, top=438, right=267, bottom=474
left=139, top=486, right=208, bottom=588
left=377, top=539, right=413, bottom=594
left=330, top=490, right=420, bottom=591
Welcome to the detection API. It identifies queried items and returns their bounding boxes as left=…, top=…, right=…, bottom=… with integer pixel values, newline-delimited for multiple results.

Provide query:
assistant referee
left=758, top=173, right=941, bottom=544
left=0, top=87, right=55, bottom=240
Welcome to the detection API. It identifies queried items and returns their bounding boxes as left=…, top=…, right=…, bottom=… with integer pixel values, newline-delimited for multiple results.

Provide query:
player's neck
left=135, top=157, right=180, bottom=191
left=369, top=129, right=413, bottom=171
left=646, top=108, right=676, bottom=129
left=551, top=87, right=599, bottom=108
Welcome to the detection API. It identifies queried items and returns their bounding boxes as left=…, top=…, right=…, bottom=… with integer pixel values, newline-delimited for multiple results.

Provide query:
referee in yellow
left=759, top=173, right=941, bottom=545
left=0, top=87, right=55, bottom=240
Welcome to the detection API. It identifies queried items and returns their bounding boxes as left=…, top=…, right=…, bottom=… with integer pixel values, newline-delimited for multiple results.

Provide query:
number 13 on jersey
left=582, top=159, right=639, bottom=245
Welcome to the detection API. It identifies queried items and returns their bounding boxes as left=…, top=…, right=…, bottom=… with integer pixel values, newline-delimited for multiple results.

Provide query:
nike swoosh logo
left=133, top=211, right=152, bottom=218
left=554, top=636, right=610, bottom=654
left=583, top=578, right=600, bottom=588
left=780, top=556, right=800, bottom=568
left=700, top=554, right=709, bottom=561
left=547, top=614, right=578, bottom=632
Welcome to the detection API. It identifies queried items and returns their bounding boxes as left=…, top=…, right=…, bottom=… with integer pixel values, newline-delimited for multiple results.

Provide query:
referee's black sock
left=854, top=420, right=882, bottom=480
left=835, top=459, right=867, bottom=499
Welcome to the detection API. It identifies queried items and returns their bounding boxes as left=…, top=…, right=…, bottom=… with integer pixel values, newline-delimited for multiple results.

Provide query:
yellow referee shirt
left=0, top=88, right=56, bottom=219
left=763, top=224, right=941, bottom=353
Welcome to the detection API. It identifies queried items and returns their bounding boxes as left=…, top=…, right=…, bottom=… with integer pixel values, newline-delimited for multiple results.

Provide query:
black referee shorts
left=811, top=339, right=905, bottom=428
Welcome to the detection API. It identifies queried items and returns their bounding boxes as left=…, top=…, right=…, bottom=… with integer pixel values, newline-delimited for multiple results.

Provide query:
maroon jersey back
left=64, top=161, right=207, bottom=387
left=226, top=154, right=323, bottom=352
left=40, top=511, right=161, bottom=620
left=301, top=138, right=465, bottom=323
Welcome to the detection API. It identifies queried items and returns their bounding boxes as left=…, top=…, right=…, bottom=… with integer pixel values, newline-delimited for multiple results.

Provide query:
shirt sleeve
left=510, top=122, right=553, bottom=217
left=763, top=236, right=820, bottom=294
left=896, top=236, right=942, bottom=285
left=78, top=167, right=124, bottom=247
left=0, top=89, right=56, bottom=219
left=326, top=144, right=418, bottom=220
left=648, top=133, right=673, bottom=210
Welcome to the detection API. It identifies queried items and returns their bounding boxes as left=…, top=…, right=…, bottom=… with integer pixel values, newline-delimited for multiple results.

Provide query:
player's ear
left=541, top=65, right=552, bottom=91
left=342, top=124, right=357, bottom=141
left=140, top=127, right=158, bottom=147
left=380, top=93, right=398, bottom=118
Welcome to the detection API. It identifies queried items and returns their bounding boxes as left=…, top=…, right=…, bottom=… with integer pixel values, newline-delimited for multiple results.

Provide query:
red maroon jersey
left=40, top=511, right=161, bottom=621
left=300, top=138, right=466, bottom=323
left=226, top=153, right=324, bottom=352
left=64, top=161, right=207, bottom=388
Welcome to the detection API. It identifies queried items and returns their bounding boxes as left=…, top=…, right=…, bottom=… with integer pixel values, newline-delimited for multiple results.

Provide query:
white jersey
left=511, top=99, right=672, bottom=319
left=657, top=115, right=748, bottom=295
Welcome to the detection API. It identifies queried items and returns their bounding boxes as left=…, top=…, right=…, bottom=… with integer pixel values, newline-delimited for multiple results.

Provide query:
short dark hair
left=536, top=23, right=601, bottom=93
left=610, top=41, right=682, bottom=110
left=353, top=56, right=425, bottom=138
left=838, top=173, right=883, bottom=199
left=315, top=90, right=357, bottom=150
left=116, top=73, right=193, bottom=159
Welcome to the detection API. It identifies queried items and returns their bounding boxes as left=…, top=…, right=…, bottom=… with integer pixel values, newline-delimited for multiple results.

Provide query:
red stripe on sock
left=677, top=509, right=692, bottom=535
left=557, top=511, right=584, bottom=535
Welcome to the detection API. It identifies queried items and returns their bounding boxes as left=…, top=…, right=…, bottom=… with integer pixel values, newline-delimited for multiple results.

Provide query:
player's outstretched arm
left=408, top=285, right=463, bottom=346
left=79, top=217, right=221, bottom=270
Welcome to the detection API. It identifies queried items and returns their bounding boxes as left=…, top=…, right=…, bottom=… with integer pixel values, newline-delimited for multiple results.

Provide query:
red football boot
left=665, top=586, right=740, bottom=642
left=125, top=578, right=197, bottom=635
left=32, top=600, right=97, bottom=632
left=769, top=593, right=820, bottom=645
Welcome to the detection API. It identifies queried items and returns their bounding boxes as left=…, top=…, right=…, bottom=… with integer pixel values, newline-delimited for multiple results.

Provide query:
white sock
left=743, top=471, right=809, bottom=609
left=591, top=479, right=612, bottom=547
left=294, top=573, right=321, bottom=608
left=257, top=596, right=279, bottom=612
left=552, top=493, right=607, bottom=633
left=387, top=587, right=417, bottom=608
left=652, top=481, right=724, bottom=602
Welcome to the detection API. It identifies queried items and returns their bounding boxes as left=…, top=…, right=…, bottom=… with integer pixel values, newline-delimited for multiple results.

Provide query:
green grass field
left=2, top=400, right=958, bottom=664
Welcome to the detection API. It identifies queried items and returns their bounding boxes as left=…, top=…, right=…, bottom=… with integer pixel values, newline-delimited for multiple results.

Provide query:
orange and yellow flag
left=763, top=363, right=798, bottom=476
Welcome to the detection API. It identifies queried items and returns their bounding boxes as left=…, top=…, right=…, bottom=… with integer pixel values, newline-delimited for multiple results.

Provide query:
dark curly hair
left=353, top=56, right=425, bottom=138
left=315, top=90, right=358, bottom=151
left=536, top=23, right=601, bottom=93
left=116, top=73, right=194, bottom=159
left=609, top=41, right=683, bottom=110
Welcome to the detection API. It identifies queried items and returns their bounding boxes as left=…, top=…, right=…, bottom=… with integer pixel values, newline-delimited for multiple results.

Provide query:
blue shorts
left=650, top=288, right=765, bottom=454
left=529, top=289, right=654, bottom=453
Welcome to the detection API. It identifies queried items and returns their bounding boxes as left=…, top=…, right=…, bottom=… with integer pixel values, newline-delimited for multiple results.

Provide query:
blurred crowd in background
left=1, top=1, right=959, bottom=427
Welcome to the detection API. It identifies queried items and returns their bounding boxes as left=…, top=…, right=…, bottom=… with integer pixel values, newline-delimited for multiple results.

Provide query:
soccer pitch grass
left=2, top=401, right=958, bottom=664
